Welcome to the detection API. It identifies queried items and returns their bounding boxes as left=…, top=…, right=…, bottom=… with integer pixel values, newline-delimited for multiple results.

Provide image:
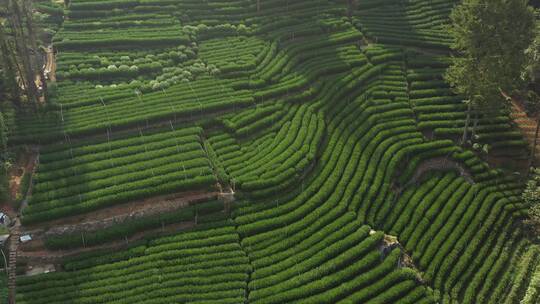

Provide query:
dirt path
left=409, top=157, right=474, bottom=185
left=5, top=147, right=39, bottom=218
left=23, top=190, right=218, bottom=230
left=18, top=221, right=196, bottom=264
left=17, top=190, right=226, bottom=268
left=16, top=190, right=237, bottom=267
left=392, top=156, right=474, bottom=196
left=30, top=45, right=56, bottom=104
left=44, top=45, right=56, bottom=82
left=510, top=100, right=540, bottom=163
left=34, top=74, right=43, bottom=104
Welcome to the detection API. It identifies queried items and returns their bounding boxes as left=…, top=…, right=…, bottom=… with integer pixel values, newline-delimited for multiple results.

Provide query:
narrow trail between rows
left=16, top=190, right=238, bottom=266
left=44, top=45, right=56, bottom=82
left=408, top=156, right=474, bottom=185
left=18, top=221, right=196, bottom=265
left=510, top=100, right=540, bottom=163
left=23, top=191, right=217, bottom=230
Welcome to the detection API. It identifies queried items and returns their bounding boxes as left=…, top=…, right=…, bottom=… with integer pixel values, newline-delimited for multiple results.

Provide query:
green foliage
left=23, top=126, right=217, bottom=223
left=521, top=263, right=540, bottom=304
left=15, top=171, right=31, bottom=205
left=203, top=140, right=229, bottom=185
left=0, top=273, right=7, bottom=304
left=523, top=19, right=540, bottom=87
left=0, top=111, right=7, bottom=164
left=354, top=0, right=455, bottom=49
left=9, top=1, right=540, bottom=304
left=446, top=0, right=536, bottom=110
left=0, top=111, right=8, bottom=203
left=44, top=200, right=224, bottom=250
left=523, top=90, right=540, bottom=116
left=523, top=168, right=540, bottom=223
left=17, top=221, right=251, bottom=304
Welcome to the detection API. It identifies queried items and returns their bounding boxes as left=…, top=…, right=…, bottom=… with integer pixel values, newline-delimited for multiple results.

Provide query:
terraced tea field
left=5, top=0, right=540, bottom=303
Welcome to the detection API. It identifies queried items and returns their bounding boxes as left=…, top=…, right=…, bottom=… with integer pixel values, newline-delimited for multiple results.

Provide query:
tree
left=0, top=112, right=9, bottom=200
left=0, top=0, right=48, bottom=107
left=0, top=111, right=7, bottom=166
left=347, top=0, right=354, bottom=20
left=445, top=0, right=536, bottom=145
left=0, top=110, right=9, bottom=203
left=5, top=0, right=44, bottom=107
left=523, top=168, right=540, bottom=234
left=523, top=19, right=540, bottom=95
left=527, top=92, right=540, bottom=168
left=522, top=19, right=540, bottom=166
left=22, top=0, right=47, bottom=102
left=0, top=23, right=22, bottom=107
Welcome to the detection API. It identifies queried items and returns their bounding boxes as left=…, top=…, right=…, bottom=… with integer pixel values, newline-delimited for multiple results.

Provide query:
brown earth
left=44, top=46, right=56, bottom=82
left=510, top=101, right=540, bottom=163
left=23, top=190, right=218, bottom=230
left=4, top=147, right=39, bottom=218
left=18, top=221, right=196, bottom=264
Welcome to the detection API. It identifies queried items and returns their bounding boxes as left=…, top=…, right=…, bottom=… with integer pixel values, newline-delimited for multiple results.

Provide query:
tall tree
left=347, top=0, right=354, bottom=20
left=445, top=0, right=536, bottom=144
left=523, top=20, right=540, bottom=167
left=0, top=110, right=8, bottom=204
left=7, top=0, right=40, bottom=107
left=22, top=0, right=47, bottom=102
left=527, top=91, right=540, bottom=167
left=0, top=23, right=22, bottom=107
left=523, top=19, right=540, bottom=95
left=0, top=111, right=7, bottom=165
left=523, top=167, right=540, bottom=233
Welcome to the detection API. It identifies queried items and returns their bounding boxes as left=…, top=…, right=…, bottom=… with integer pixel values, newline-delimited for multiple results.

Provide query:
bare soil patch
left=23, top=190, right=218, bottom=230
left=18, top=221, right=196, bottom=265
left=4, top=147, right=39, bottom=218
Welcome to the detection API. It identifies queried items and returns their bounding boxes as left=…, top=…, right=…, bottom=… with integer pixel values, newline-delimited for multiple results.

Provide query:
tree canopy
left=523, top=18, right=540, bottom=94
left=446, top=0, right=536, bottom=110
left=523, top=168, right=540, bottom=232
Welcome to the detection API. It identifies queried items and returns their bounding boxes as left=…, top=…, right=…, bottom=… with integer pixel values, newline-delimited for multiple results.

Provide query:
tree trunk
left=257, top=0, right=260, bottom=12
left=347, top=0, right=353, bottom=20
left=23, top=0, right=46, bottom=102
left=472, top=109, right=479, bottom=139
left=462, top=102, right=472, bottom=145
left=0, top=25, right=22, bottom=107
left=530, top=117, right=540, bottom=169
left=9, top=0, right=39, bottom=107
left=39, top=70, right=48, bottom=103
left=22, top=0, right=38, bottom=65
left=0, top=111, right=8, bottom=157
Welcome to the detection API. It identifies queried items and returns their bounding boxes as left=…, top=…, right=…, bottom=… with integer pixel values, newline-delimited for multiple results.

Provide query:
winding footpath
left=510, top=101, right=540, bottom=163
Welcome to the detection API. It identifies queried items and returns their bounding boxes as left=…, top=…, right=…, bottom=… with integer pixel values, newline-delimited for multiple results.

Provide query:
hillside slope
left=9, top=0, right=540, bottom=303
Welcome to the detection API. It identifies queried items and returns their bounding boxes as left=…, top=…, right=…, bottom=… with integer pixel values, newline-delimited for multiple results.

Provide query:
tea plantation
left=4, top=0, right=540, bottom=303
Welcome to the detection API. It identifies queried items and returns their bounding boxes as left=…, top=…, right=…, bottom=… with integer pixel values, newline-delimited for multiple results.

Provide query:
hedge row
left=56, top=36, right=189, bottom=51
left=234, top=110, right=324, bottom=193
left=44, top=200, right=223, bottom=250
left=14, top=79, right=255, bottom=143
left=23, top=175, right=215, bottom=224
left=17, top=222, right=250, bottom=304
left=23, top=125, right=216, bottom=223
